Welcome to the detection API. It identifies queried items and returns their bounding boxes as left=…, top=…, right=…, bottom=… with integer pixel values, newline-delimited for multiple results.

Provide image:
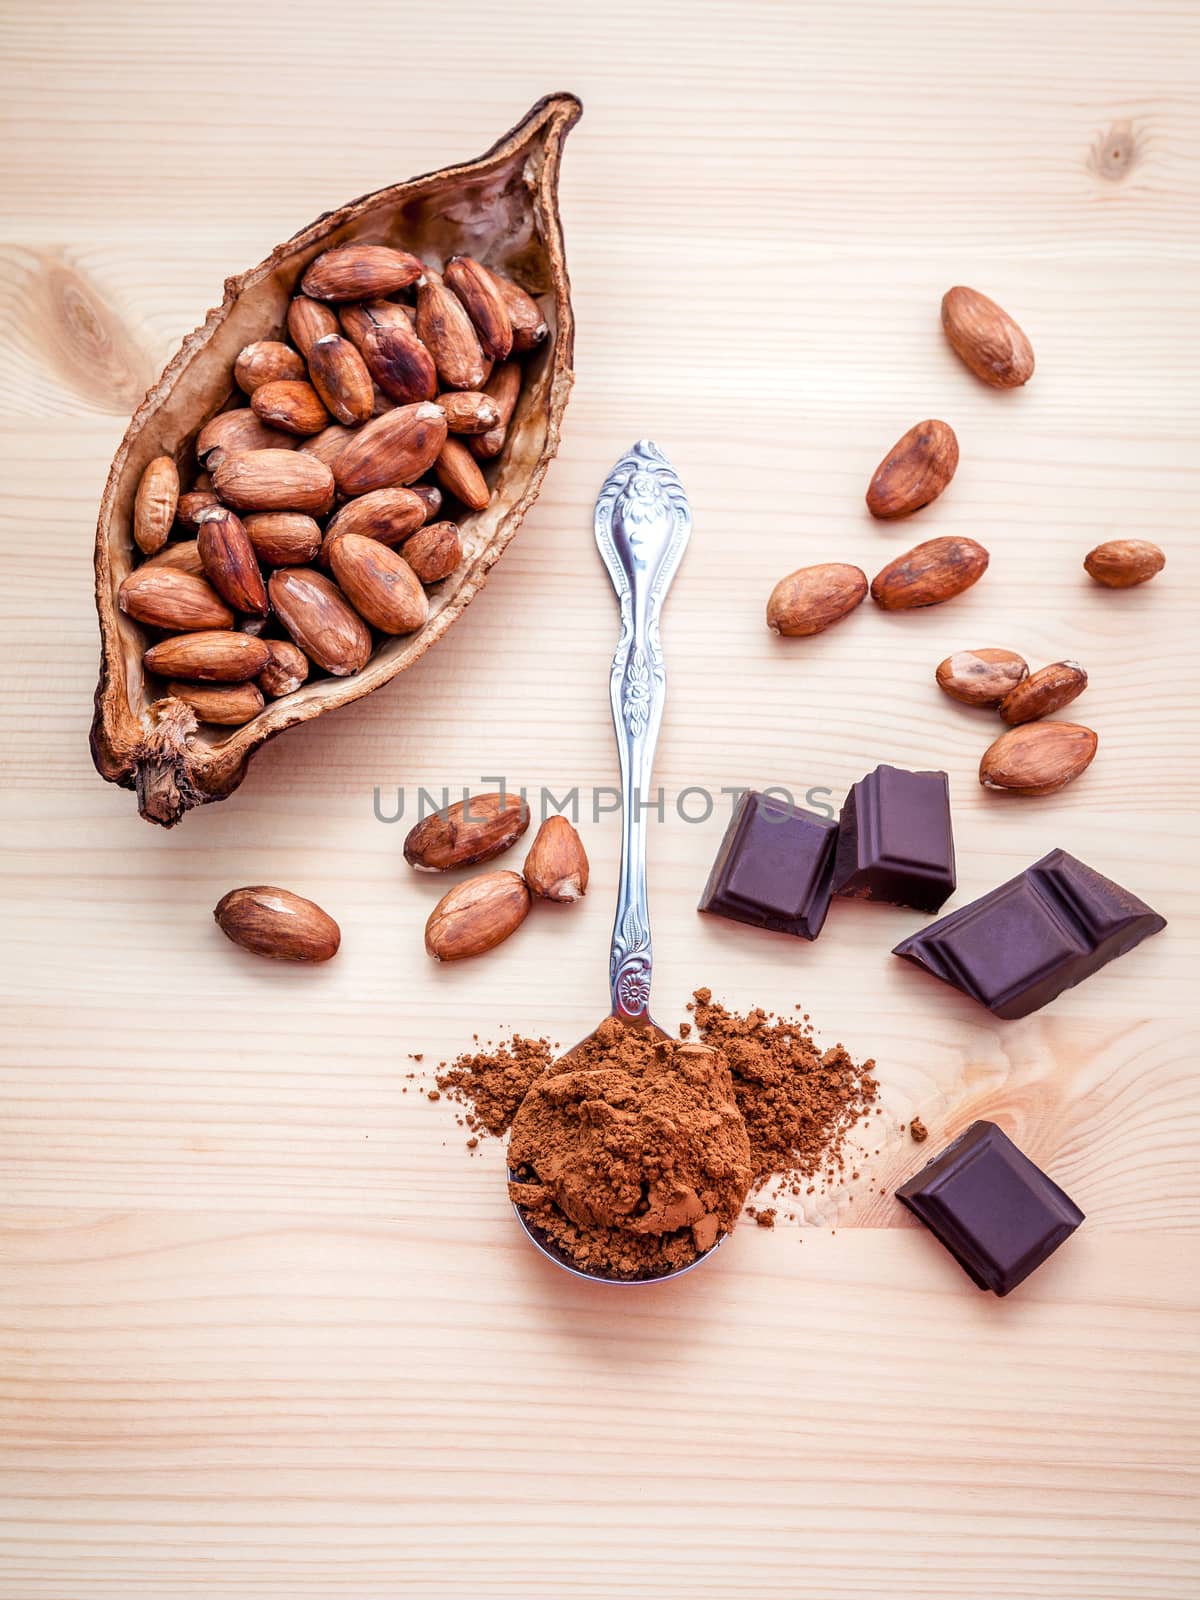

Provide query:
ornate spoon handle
left=593, top=440, right=693, bottom=1021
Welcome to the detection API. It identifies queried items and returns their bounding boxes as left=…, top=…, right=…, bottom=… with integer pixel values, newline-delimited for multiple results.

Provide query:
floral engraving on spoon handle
left=594, top=440, right=692, bottom=1020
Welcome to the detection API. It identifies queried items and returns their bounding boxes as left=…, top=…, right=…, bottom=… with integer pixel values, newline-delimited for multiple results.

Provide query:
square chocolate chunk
left=896, top=1121, right=1085, bottom=1295
left=833, top=764, right=955, bottom=912
left=698, top=791, right=838, bottom=940
left=892, top=849, right=1165, bottom=1019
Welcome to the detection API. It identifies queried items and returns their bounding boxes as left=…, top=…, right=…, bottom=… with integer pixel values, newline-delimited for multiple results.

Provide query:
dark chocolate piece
left=896, top=1120, right=1084, bottom=1295
left=892, top=848, right=1165, bottom=1020
left=833, top=764, right=955, bottom=912
left=698, top=791, right=837, bottom=940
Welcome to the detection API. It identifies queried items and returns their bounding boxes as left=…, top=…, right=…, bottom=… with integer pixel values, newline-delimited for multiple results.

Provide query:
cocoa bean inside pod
left=145, top=630, right=270, bottom=683
left=242, top=511, right=323, bottom=567
left=213, top=450, right=336, bottom=515
left=133, top=456, right=179, bottom=555
left=416, top=270, right=488, bottom=391
left=491, top=270, right=548, bottom=351
left=444, top=255, right=514, bottom=362
left=323, top=487, right=427, bottom=553
left=306, top=334, right=375, bottom=427
left=119, top=567, right=233, bottom=631
left=257, top=639, right=310, bottom=699
left=287, top=296, right=340, bottom=357
left=214, top=885, right=341, bottom=962
left=91, top=95, right=581, bottom=826
left=469, top=361, right=521, bottom=460
left=301, top=244, right=425, bottom=303
left=403, top=520, right=463, bottom=584
left=196, top=506, right=269, bottom=617
left=234, top=340, right=307, bottom=394
left=332, top=402, right=447, bottom=497
left=268, top=567, right=373, bottom=677
left=357, top=318, right=439, bottom=406
left=250, top=379, right=331, bottom=437
left=329, top=535, right=429, bottom=635
left=166, top=681, right=265, bottom=727
left=434, top=437, right=490, bottom=511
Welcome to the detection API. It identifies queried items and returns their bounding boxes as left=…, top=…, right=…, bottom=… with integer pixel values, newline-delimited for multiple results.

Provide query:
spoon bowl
left=507, top=442, right=719, bottom=1284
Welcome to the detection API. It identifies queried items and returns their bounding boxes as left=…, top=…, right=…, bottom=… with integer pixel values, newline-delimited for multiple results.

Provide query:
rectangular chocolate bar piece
left=833, top=764, right=955, bottom=912
left=892, top=848, right=1165, bottom=1019
left=896, top=1120, right=1085, bottom=1295
left=698, top=790, right=838, bottom=940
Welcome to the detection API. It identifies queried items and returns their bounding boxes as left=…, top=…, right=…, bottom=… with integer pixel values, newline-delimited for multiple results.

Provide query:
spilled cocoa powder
left=434, top=989, right=879, bottom=1275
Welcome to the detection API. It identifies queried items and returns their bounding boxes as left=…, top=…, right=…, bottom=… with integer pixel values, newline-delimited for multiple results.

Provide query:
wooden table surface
left=2, top=2, right=1197, bottom=1594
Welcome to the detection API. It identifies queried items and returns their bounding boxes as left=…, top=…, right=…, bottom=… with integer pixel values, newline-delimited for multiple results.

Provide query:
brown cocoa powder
left=505, top=1018, right=752, bottom=1277
left=434, top=989, right=880, bottom=1272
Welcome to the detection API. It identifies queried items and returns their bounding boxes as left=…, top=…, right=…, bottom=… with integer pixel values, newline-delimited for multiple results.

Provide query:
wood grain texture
left=0, top=0, right=1198, bottom=1594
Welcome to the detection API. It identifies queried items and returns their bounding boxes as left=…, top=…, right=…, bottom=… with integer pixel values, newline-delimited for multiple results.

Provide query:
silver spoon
left=509, top=439, right=712, bottom=1283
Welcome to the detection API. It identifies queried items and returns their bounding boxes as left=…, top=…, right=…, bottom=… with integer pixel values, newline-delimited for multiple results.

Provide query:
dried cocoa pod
left=438, top=390, right=501, bottom=434
left=404, top=520, right=462, bottom=583
left=329, top=535, right=429, bottom=635
left=416, top=270, right=487, bottom=390
left=91, top=95, right=581, bottom=827
left=332, top=402, right=447, bottom=496
left=257, top=639, right=310, bottom=698
left=196, top=408, right=297, bottom=467
left=444, top=255, right=514, bottom=361
left=322, top=488, right=427, bottom=555
left=234, top=340, right=307, bottom=394
left=241, top=511, right=322, bottom=567
left=145, top=630, right=270, bottom=683
left=214, top=885, right=340, bottom=962
left=405, top=791, right=530, bottom=871
left=251, top=379, right=330, bottom=437
left=306, top=334, right=374, bottom=426
left=490, top=271, right=548, bottom=351
left=166, top=682, right=265, bottom=726
left=119, top=567, right=233, bottom=631
left=998, top=661, right=1088, bottom=725
left=301, top=244, right=425, bottom=302
left=435, top=438, right=490, bottom=511
left=213, top=450, right=335, bottom=515
left=866, top=420, right=959, bottom=519
left=287, top=296, right=340, bottom=357
left=268, top=567, right=372, bottom=676
left=133, top=456, right=179, bottom=555
left=469, top=361, right=521, bottom=459
left=196, top=506, right=269, bottom=616
left=176, top=490, right=222, bottom=531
